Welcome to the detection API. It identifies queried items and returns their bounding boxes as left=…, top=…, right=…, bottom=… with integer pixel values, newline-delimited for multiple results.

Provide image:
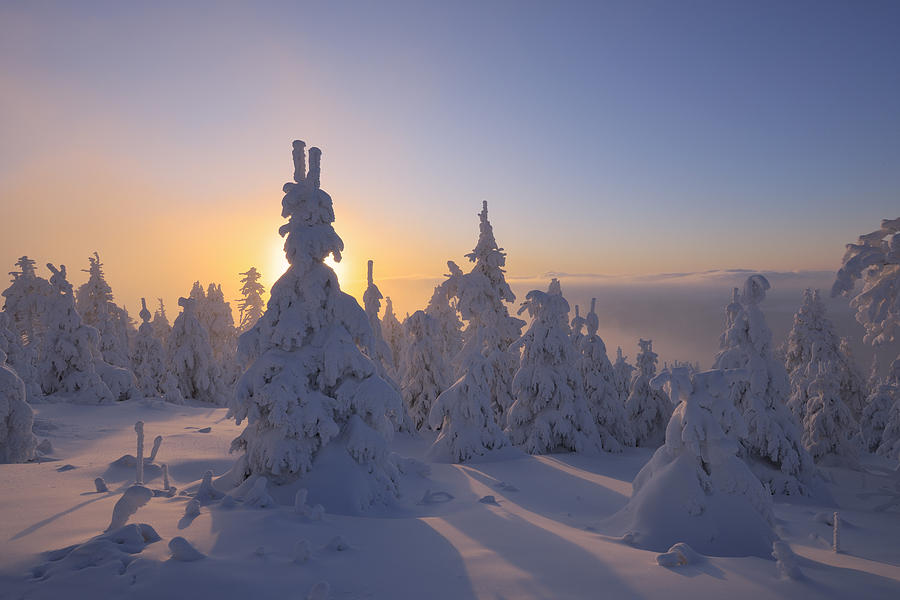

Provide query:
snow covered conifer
left=612, top=347, right=635, bottom=404
left=802, top=359, right=859, bottom=461
left=625, top=339, right=672, bottom=447
left=400, top=310, right=449, bottom=430
left=229, top=140, right=403, bottom=510
left=362, top=260, right=396, bottom=378
left=2, top=256, right=51, bottom=349
left=0, top=345, right=37, bottom=463
left=200, top=283, right=239, bottom=386
left=39, top=264, right=114, bottom=404
left=860, top=383, right=896, bottom=452
left=151, top=298, right=171, bottom=345
left=570, top=304, right=587, bottom=347
left=713, top=276, right=815, bottom=495
left=167, top=296, right=223, bottom=404
left=444, top=202, right=524, bottom=421
left=381, top=297, right=405, bottom=378
left=577, top=298, right=633, bottom=449
left=424, top=273, right=463, bottom=379
left=785, top=289, right=865, bottom=428
left=237, top=267, right=266, bottom=333
left=506, top=280, right=600, bottom=454
left=131, top=298, right=180, bottom=402
left=610, top=367, right=776, bottom=558
left=76, top=252, right=132, bottom=369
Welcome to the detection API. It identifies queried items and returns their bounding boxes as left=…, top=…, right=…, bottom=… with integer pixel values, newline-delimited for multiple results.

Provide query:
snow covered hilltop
left=0, top=139, right=899, bottom=599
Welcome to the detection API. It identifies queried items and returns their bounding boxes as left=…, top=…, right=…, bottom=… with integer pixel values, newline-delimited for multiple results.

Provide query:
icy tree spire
left=292, top=139, right=306, bottom=182
left=625, top=339, right=672, bottom=447
left=714, top=275, right=816, bottom=495
left=39, top=263, right=115, bottom=404
left=229, top=140, right=403, bottom=510
left=151, top=298, right=171, bottom=345
left=506, top=280, right=600, bottom=454
left=237, top=267, right=266, bottom=332
left=381, top=297, right=405, bottom=378
left=362, top=260, right=402, bottom=391
left=577, top=297, right=633, bottom=450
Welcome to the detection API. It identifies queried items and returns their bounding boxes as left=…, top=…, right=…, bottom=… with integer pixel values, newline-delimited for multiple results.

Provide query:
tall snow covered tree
left=200, top=283, right=239, bottom=386
left=713, top=276, right=816, bottom=495
left=362, top=260, right=396, bottom=379
left=39, top=264, right=115, bottom=404
left=151, top=298, right=171, bottom=345
left=229, top=140, right=403, bottom=510
left=167, top=296, right=223, bottom=404
left=577, top=298, right=633, bottom=450
left=860, top=382, right=897, bottom=452
left=612, top=347, right=635, bottom=404
left=131, top=298, right=182, bottom=403
left=625, top=339, right=672, bottom=447
left=76, top=252, right=133, bottom=369
left=400, top=310, right=449, bottom=430
left=444, top=202, right=524, bottom=421
left=2, top=256, right=51, bottom=401
left=381, top=296, right=405, bottom=379
left=237, top=267, right=266, bottom=333
left=0, top=344, right=37, bottom=463
left=424, top=272, right=463, bottom=380
left=783, top=289, right=860, bottom=460
left=506, top=280, right=600, bottom=454
left=611, top=367, right=776, bottom=558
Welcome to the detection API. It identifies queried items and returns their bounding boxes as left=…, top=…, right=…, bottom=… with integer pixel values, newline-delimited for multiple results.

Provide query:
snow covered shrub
left=400, top=310, right=449, bottom=430
left=0, top=346, right=37, bottom=463
left=237, top=267, right=266, bottom=333
left=609, top=367, right=776, bottom=558
left=506, top=280, right=600, bottom=454
left=577, top=298, right=632, bottom=449
left=229, top=140, right=403, bottom=511
left=38, top=264, right=115, bottom=404
left=625, top=339, right=671, bottom=447
left=713, top=277, right=816, bottom=495
left=167, top=296, right=223, bottom=404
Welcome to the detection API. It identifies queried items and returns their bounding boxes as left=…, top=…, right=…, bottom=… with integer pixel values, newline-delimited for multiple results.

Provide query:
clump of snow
left=94, top=477, right=108, bottom=493
left=33, top=523, right=160, bottom=580
left=184, top=498, right=201, bottom=518
left=772, top=541, right=804, bottom=580
left=168, top=536, right=205, bottom=561
left=107, top=485, right=153, bottom=531
left=293, top=539, right=312, bottom=563
left=656, top=542, right=702, bottom=567
left=607, top=367, right=777, bottom=558
left=325, top=535, right=349, bottom=551
left=243, top=475, right=275, bottom=508
left=195, top=469, right=224, bottom=504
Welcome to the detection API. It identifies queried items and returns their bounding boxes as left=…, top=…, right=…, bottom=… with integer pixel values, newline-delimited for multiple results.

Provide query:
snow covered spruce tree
left=445, top=202, right=524, bottom=421
left=362, top=260, right=396, bottom=379
left=424, top=272, right=463, bottom=379
left=625, top=339, right=672, bottom=447
left=713, top=276, right=815, bottom=495
left=167, top=296, right=223, bottom=404
left=381, top=297, right=405, bottom=378
left=400, top=310, right=449, bottom=430
left=38, top=264, right=115, bottom=404
left=151, top=298, right=171, bottom=345
left=131, top=298, right=181, bottom=403
left=0, top=343, right=37, bottom=463
left=200, top=283, right=239, bottom=386
left=237, top=267, right=266, bottom=333
left=860, top=382, right=897, bottom=452
left=76, top=252, right=133, bottom=369
left=785, top=289, right=864, bottom=424
left=609, top=367, right=776, bottom=558
left=506, top=280, right=600, bottom=454
left=2, top=256, right=51, bottom=402
left=612, top=347, right=635, bottom=404
left=229, top=140, right=404, bottom=510
left=577, top=298, right=633, bottom=449
left=783, top=289, right=859, bottom=461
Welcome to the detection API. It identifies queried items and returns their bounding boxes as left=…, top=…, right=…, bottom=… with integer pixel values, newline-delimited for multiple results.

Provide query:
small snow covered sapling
left=832, top=511, right=841, bottom=553
left=184, top=498, right=201, bottom=518
left=107, top=485, right=153, bottom=531
left=148, top=435, right=163, bottom=463
left=195, top=469, right=224, bottom=504
left=168, top=536, right=205, bottom=561
left=243, top=476, right=275, bottom=508
left=135, top=421, right=144, bottom=484
left=162, top=463, right=170, bottom=491
left=94, top=477, right=108, bottom=493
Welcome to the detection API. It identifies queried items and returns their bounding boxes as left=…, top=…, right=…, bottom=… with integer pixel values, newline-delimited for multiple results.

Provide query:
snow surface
left=2, top=401, right=899, bottom=599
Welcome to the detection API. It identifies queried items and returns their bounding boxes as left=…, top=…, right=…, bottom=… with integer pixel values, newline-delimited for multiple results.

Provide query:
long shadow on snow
left=198, top=504, right=479, bottom=600
left=10, top=494, right=112, bottom=541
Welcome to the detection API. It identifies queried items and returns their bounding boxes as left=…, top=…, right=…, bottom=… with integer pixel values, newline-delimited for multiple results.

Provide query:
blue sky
left=1, top=0, right=898, bottom=317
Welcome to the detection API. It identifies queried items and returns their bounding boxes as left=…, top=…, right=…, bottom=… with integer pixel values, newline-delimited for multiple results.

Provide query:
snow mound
left=656, top=542, right=702, bottom=567
left=33, top=523, right=160, bottom=580
left=168, top=536, right=205, bottom=561
left=107, top=485, right=153, bottom=531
